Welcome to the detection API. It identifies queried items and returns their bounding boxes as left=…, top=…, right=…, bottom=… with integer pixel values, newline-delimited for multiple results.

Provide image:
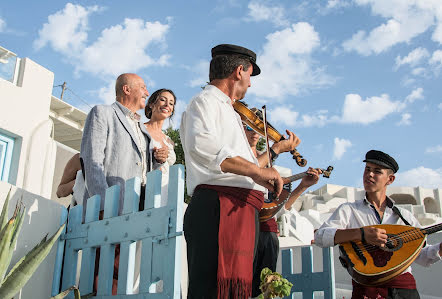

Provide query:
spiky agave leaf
left=50, top=285, right=78, bottom=299
left=0, top=223, right=65, bottom=298
left=0, top=187, right=12, bottom=231
left=0, top=217, right=16, bottom=285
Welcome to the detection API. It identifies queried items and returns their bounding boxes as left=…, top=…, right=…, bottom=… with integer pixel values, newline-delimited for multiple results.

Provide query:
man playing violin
left=314, top=150, right=442, bottom=299
left=180, top=44, right=287, bottom=298
left=243, top=124, right=322, bottom=297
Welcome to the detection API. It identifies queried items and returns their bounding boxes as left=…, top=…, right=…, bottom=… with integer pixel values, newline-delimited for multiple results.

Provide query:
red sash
left=196, top=184, right=264, bottom=299
left=352, top=272, right=417, bottom=299
left=260, top=217, right=278, bottom=233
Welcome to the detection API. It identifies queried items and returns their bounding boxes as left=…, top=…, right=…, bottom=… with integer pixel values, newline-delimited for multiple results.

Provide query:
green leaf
left=50, top=285, right=77, bottom=299
left=0, top=223, right=65, bottom=299
left=0, top=217, right=15, bottom=285
left=0, top=187, right=12, bottom=231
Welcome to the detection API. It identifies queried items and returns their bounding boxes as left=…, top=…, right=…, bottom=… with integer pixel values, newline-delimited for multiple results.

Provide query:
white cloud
left=411, top=67, right=426, bottom=76
left=426, top=145, right=442, bottom=153
left=77, top=18, right=170, bottom=76
left=429, top=50, right=442, bottom=70
left=395, top=167, right=442, bottom=189
left=339, top=93, right=403, bottom=124
left=396, top=113, right=411, bottom=126
left=97, top=80, right=116, bottom=105
left=0, top=18, right=5, bottom=32
left=188, top=60, right=210, bottom=87
left=34, top=3, right=171, bottom=79
left=246, top=1, right=289, bottom=27
left=326, top=0, right=350, bottom=9
left=395, top=47, right=429, bottom=69
left=268, top=106, right=330, bottom=128
left=269, top=107, right=299, bottom=127
left=249, top=22, right=333, bottom=99
left=333, top=137, right=352, bottom=160
left=343, top=1, right=440, bottom=55
left=438, top=103, right=442, bottom=110
left=34, top=3, right=101, bottom=53
left=405, top=87, right=424, bottom=103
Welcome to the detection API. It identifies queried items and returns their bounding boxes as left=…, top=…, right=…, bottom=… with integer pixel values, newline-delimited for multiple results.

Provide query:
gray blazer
left=80, top=102, right=158, bottom=213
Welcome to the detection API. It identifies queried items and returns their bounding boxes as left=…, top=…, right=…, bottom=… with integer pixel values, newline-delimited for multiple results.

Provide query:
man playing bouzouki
left=314, top=150, right=442, bottom=299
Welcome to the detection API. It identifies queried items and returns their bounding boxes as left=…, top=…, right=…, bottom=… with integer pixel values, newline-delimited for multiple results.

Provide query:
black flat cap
left=363, top=150, right=399, bottom=173
left=211, top=44, right=261, bottom=76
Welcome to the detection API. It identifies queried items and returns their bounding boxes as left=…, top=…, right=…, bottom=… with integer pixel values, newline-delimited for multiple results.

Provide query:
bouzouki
left=339, top=222, right=442, bottom=286
left=259, top=166, right=334, bottom=222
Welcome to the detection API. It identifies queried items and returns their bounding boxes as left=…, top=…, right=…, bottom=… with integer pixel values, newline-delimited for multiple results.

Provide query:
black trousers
left=184, top=187, right=259, bottom=299
left=251, top=231, right=279, bottom=297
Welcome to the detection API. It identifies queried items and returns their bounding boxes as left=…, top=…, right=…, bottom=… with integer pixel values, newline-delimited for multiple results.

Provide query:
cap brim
left=251, top=61, right=261, bottom=76
left=363, top=159, right=393, bottom=171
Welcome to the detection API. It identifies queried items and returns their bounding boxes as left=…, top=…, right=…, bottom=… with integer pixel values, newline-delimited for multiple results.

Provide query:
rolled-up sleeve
left=314, top=203, right=353, bottom=248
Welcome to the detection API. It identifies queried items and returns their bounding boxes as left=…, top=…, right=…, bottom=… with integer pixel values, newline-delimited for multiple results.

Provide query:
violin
left=233, top=100, right=307, bottom=167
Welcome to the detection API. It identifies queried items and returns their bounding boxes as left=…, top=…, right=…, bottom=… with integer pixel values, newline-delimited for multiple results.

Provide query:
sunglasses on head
left=244, top=125, right=254, bottom=132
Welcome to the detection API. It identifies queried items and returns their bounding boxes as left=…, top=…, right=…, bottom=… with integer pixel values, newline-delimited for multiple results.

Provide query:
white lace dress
left=150, top=136, right=176, bottom=206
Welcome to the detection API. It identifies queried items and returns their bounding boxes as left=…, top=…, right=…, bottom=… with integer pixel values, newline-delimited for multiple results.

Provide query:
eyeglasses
left=244, top=125, right=254, bottom=132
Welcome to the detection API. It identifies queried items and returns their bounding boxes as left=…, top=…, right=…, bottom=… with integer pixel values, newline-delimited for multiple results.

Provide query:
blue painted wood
left=51, top=206, right=68, bottom=296
left=145, top=169, right=162, bottom=209
left=117, top=177, right=141, bottom=295
left=80, top=195, right=101, bottom=295
left=61, top=204, right=83, bottom=299
left=97, top=185, right=120, bottom=296
left=281, top=246, right=336, bottom=299
left=53, top=165, right=185, bottom=298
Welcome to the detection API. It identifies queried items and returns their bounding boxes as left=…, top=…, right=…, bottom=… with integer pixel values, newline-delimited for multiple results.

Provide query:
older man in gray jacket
left=81, top=73, right=164, bottom=215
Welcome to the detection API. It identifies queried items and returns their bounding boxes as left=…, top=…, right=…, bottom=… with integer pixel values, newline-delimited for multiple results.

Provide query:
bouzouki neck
left=421, top=222, right=442, bottom=235
left=282, top=166, right=334, bottom=185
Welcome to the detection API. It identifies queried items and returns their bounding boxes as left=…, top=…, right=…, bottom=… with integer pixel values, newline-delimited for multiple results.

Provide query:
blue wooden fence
left=51, top=165, right=185, bottom=299
left=281, top=246, right=335, bottom=299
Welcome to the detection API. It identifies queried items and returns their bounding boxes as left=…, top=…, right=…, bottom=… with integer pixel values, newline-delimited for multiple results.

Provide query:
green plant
left=258, top=267, right=293, bottom=299
left=0, top=187, right=65, bottom=298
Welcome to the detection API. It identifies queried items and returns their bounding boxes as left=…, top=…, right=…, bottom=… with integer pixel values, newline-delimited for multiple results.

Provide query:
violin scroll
left=291, top=149, right=307, bottom=167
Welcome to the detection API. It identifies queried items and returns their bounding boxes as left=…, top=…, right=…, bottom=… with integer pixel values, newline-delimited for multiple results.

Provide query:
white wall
left=0, top=58, right=55, bottom=199
left=0, top=181, right=65, bottom=299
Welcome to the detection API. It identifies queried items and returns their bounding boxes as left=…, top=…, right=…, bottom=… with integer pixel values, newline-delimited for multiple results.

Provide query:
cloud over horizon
left=395, top=167, right=442, bottom=189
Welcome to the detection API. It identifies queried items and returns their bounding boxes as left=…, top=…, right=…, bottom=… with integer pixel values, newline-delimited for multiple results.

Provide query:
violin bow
left=261, top=105, right=272, bottom=168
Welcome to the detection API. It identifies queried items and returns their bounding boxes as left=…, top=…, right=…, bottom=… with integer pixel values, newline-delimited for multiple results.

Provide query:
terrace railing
left=51, top=165, right=185, bottom=299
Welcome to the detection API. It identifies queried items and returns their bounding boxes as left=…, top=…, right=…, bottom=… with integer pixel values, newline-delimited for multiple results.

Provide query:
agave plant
left=0, top=187, right=66, bottom=298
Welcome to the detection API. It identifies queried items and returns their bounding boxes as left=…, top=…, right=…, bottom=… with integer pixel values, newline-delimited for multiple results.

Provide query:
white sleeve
left=314, top=204, right=352, bottom=247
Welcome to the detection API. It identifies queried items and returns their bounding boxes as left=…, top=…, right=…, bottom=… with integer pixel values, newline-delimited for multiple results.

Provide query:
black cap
left=211, top=44, right=261, bottom=76
left=363, top=150, right=399, bottom=173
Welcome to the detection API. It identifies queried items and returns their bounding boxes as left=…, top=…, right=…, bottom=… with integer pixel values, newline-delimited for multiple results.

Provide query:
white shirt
left=180, top=84, right=265, bottom=195
left=314, top=196, right=441, bottom=273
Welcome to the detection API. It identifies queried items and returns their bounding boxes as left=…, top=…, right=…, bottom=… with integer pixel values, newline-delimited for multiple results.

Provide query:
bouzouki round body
left=339, top=224, right=427, bottom=286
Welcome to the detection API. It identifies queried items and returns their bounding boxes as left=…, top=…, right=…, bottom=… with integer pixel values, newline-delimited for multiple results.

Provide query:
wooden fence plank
left=61, top=204, right=82, bottom=298
left=97, top=185, right=120, bottom=295
left=79, top=195, right=101, bottom=295
left=51, top=206, right=68, bottom=296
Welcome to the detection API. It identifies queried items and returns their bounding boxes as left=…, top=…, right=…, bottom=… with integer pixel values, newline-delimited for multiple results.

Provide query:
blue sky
left=1, top=0, right=442, bottom=189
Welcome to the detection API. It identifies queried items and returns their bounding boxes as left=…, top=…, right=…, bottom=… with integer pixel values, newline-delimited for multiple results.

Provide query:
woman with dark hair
left=144, top=88, right=177, bottom=206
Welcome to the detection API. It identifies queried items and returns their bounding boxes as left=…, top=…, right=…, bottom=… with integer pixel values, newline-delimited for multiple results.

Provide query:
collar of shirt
left=115, top=101, right=141, bottom=121
left=204, top=84, right=233, bottom=105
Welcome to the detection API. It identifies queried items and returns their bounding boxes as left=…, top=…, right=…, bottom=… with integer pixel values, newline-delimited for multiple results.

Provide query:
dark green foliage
left=164, top=127, right=192, bottom=203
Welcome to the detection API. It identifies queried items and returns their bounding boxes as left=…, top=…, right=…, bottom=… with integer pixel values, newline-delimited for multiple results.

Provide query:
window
left=0, top=133, right=14, bottom=182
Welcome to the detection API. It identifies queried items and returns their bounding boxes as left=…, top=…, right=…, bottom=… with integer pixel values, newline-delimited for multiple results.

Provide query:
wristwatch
left=270, top=147, right=279, bottom=161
